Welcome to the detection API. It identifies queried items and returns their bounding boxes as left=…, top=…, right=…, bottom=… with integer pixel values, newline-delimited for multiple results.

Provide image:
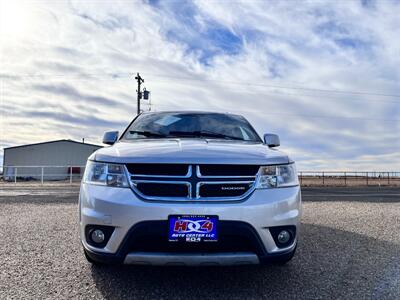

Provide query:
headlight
left=84, top=161, right=129, bottom=188
left=256, top=163, right=298, bottom=189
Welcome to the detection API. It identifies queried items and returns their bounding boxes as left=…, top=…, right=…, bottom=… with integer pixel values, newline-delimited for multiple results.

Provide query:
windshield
left=122, top=112, right=262, bottom=142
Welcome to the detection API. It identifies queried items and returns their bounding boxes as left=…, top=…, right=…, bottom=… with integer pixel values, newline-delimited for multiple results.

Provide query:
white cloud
left=0, top=0, right=399, bottom=171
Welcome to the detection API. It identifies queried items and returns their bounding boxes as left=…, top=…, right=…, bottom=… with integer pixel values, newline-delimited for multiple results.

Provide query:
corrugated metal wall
left=3, top=141, right=101, bottom=180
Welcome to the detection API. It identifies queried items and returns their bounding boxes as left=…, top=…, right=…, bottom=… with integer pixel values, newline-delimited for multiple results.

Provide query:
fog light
left=91, top=229, right=105, bottom=244
left=277, top=230, right=290, bottom=244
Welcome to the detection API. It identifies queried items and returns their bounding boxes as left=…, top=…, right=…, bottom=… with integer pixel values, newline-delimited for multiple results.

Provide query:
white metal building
left=3, top=140, right=102, bottom=181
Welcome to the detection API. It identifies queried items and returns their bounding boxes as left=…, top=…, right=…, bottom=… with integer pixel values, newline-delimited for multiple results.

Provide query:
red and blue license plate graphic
left=168, top=215, right=218, bottom=242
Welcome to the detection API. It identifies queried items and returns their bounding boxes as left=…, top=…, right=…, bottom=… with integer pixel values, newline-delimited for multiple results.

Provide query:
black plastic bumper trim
left=83, top=221, right=297, bottom=264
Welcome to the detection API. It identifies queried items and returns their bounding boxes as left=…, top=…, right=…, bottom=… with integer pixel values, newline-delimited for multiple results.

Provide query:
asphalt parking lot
left=0, top=185, right=399, bottom=299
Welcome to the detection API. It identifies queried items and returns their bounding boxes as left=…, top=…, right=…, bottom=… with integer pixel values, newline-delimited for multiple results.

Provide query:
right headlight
left=84, top=161, right=129, bottom=188
left=256, top=163, right=299, bottom=189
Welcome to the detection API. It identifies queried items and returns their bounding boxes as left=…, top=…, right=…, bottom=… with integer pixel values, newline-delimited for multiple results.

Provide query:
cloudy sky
left=0, top=0, right=399, bottom=171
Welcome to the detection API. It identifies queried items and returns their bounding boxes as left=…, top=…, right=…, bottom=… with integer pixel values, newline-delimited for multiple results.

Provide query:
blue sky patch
left=166, top=25, right=242, bottom=65
left=334, top=37, right=365, bottom=49
left=153, top=1, right=242, bottom=65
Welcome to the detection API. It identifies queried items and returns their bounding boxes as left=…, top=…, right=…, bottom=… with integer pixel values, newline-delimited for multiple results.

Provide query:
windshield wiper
left=168, top=130, right=244, bottom=140
left=129, top=130, right=168, bottom=138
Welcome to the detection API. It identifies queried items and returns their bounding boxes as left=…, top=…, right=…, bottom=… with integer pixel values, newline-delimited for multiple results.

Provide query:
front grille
left=128, top=164, right=259, bottom=201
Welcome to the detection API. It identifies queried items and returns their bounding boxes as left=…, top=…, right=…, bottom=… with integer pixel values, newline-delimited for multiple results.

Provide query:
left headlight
left=84, top=161, right=129, bottom=188
left=256, top=163, right=299, bottom=189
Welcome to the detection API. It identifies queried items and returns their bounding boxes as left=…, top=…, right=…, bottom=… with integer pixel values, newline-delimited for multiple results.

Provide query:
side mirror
left=264, top=133, right=280, bottom=147
left=103, top=131, right=119, bottom=145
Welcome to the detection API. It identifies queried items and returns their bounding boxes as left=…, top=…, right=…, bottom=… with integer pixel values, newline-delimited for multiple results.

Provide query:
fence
left=299, top=171, right=400, bottom=186
left=0, top=166, right=399, bottom=186
left=1, top=166, right=86, bottom=184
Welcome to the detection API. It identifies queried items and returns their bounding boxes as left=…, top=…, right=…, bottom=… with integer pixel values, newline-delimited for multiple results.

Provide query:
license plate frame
left=168, top=215, right=218, bottom=242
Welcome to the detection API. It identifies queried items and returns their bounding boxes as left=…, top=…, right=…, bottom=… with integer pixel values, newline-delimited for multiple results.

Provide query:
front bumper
left=79, top=183, right=301, bottom=265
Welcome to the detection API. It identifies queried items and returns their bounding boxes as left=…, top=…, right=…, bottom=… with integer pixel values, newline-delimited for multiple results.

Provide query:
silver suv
left=80, top=111, right=301, bottom=266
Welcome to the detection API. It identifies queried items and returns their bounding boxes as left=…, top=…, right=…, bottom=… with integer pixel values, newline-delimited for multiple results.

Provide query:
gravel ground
left=0, top=186, right=399, bottom=299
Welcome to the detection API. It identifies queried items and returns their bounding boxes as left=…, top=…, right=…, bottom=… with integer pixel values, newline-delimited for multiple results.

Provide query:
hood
left=93, top=139, right=290, bottom=165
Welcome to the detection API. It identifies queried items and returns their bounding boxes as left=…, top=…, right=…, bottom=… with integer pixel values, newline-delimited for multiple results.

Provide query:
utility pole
left=135, top=72, right=144, bottom=115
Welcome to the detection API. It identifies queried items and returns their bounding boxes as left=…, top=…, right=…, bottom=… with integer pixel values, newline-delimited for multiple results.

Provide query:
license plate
left=168, top=215, right=218, bottom=242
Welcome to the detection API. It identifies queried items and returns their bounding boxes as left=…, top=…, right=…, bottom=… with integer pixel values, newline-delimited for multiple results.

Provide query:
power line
left=0, top=73, right=131, bottom=79
left=243, top=111, right=400, bottom=122
left=150, top=78, right=400, bottom=105
left=146, top=73, right=400, bottom=98
left=2, top=72, right=399, bottom=122
left=4, top=71, right=400, bottom=100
